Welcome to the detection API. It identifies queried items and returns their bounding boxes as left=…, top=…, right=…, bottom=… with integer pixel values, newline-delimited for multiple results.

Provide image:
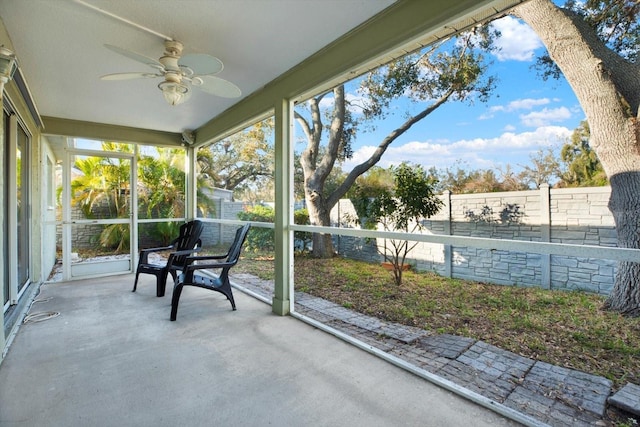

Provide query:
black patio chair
left=133, top=220, right=204, bottom=297
left=170, top=223, right=250, bottom=321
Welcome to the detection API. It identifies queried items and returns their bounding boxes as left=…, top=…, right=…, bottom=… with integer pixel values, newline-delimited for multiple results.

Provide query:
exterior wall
left=333, top=185, right=617, bottom=295
left=1, top=23, right=48, bottom=356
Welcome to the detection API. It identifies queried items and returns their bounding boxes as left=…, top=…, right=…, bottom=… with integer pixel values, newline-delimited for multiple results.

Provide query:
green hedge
left=237, top=205, right=310, bottom=252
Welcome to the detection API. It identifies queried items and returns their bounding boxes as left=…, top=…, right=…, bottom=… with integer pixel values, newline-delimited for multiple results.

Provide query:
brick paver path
left=231, top=273, right=627, bottom=427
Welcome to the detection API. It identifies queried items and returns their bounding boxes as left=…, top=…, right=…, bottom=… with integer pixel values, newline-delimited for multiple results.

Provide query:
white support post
left=185, top=146, right=197, bottom=220
left=131, top=146, right=138, bottom=272
left=443, top=190, right=452, bottom=278
left=7, top=115, right=18, bottom=303
left=540, top=184, right=551, bottom=289
left=272, top=99, right=294, bottom=316
left=0, top=103, right=5, bottom=355
left=61, top=147, right=71, bottom=281
left=219, top=200, right=224, bottom=245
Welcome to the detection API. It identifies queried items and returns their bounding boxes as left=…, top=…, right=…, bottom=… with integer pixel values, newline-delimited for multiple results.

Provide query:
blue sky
left=336, top=15, right=585, bottom=175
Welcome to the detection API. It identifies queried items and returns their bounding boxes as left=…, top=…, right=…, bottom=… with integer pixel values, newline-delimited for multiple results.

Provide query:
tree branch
left=297, top=95, right=326, bottom=179
left=317, top=86, right=346, bottom=181
left=327, top=88, right=455, bottom=208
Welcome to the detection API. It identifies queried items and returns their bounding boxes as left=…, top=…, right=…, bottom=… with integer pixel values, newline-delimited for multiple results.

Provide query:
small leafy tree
left=519, top=148, right=563, bottom=189
left=560, top=120, right=608, bottom=187
left=352, top=163, right=443, bottom=286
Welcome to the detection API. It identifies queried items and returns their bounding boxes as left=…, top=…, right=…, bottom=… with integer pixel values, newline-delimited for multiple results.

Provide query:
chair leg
left=156, top=273, right=166, bottom=297
left=133, top=271, right=140, bottom=292
left=170, top=284, right=184, bottom=321
left=169, top=269, right=178, bottom=284
left=223, top=284, right=236, bottom=310
left=219, top=279, right=236, bottom=310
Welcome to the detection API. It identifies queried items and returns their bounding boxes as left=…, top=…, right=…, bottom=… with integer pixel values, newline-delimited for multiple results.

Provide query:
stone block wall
left=199, top=201, right=248, bottom=249
left=548, top=187, right=616, bottom=294
left=332, top=199, right=380, bottom=263
left=332, top=185, right=617, bottom=295
left=66, top=200, right=250, bottom=253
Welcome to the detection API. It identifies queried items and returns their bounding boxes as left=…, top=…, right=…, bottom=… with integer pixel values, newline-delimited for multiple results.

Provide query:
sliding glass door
left=3, top=109, right=31, bottom=309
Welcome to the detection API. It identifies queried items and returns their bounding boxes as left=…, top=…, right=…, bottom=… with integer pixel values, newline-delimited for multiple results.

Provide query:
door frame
left=59, top=147, right=137, bottom=281
left=4, top=111, right=32, bottom=308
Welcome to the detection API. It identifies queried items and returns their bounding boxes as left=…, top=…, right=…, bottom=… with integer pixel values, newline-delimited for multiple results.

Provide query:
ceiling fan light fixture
left=103, top=40, right=240, bottom=106
left=158, top=80, right=189, bottom=106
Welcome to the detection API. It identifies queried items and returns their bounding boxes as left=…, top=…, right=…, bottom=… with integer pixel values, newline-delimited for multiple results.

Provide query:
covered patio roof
left=0, top=0, right=526, bottom=147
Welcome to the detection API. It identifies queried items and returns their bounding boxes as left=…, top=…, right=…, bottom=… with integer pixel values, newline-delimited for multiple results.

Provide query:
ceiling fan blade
left=100, top=72, right=159, bottom=81
left=196, top=75, right=241, bottom=98
left=105, top=44, right=163, bottom=68
left=179, top=54, right=223, bottom=75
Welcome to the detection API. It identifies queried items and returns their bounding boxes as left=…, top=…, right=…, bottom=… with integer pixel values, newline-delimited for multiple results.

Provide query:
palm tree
left=71, top=149, right=132, bottom=252
left=71, top=144, right=217, bottom=251
left=137, top=147, right=215, bottom=244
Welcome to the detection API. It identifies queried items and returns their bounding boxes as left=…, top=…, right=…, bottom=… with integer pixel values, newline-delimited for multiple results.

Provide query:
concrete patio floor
left=0, top=274, right=519, bottom=427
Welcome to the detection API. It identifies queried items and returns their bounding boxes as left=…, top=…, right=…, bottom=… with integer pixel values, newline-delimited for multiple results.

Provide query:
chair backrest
left=172, top=220, right=204, bottom=264
left=225, top=224, right=251, bottom=266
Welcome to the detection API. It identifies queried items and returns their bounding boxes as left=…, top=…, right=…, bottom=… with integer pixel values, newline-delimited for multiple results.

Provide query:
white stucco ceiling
left=0, top=0, right=395, bottom=134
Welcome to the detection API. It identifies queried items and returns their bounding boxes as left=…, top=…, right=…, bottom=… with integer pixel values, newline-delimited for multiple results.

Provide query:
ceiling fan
left=101, top=40, right=241, bottom=106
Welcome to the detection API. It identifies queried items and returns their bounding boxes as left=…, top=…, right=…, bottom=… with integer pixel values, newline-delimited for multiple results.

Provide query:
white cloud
left=506, top=98, right=550, bottom=111
left=341, top=126, right=572, bottom=172
left=317, top=97, right=333, bottom=109
left=479, top=97, right=551, bottom=120
left=520, top=107, right=572, bottom=127
left=491, top=16, right=543, bottom=62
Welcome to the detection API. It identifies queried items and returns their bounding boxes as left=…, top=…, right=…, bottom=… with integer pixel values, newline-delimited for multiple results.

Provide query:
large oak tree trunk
left=605, top=172, right=640, bottom=315
left=515, top=0, right=640, bottom=314
left=297, top=87, right=346, bottom=258
left=305, top=184, right=336, bottom=258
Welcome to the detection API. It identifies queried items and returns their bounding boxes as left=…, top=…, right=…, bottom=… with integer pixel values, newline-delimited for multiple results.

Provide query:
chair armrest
left=171, top=247, right=203, bottom=257
left=182, top=254, right=229, bottom=268
left=185, top=254, right=228, bottom=262
left=139, top=244, right=175, bottom=264
left=140, top=245, right=174, bottom=255
left=185, top=261, right=235, bottom=271
left=180, top=261, right=236, bottom=283
left=165, top=247, right=203, bottom=268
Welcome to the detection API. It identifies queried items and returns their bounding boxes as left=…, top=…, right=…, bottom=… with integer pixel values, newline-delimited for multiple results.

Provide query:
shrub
left=238, top=205, right=275, bottom=251
left=237, top=205, right=311, bottom=252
